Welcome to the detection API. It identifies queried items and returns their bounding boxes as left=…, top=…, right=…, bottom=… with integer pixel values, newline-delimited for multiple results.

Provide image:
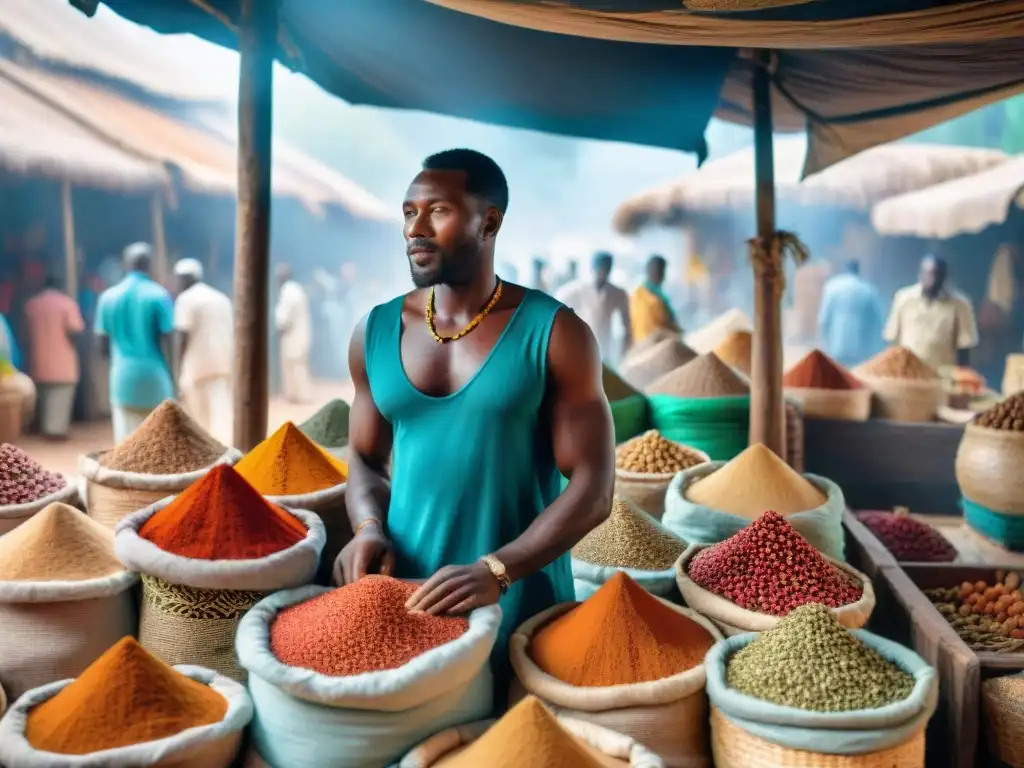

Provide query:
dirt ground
left=14, top=379, right=355, bottom=479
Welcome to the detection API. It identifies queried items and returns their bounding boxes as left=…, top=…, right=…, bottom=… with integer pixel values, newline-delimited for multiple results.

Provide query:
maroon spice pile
left=688, top=511, right=863, bottom=615
left=858, top=508, right=956, bottom=562
left=0, top=443, right=67, bottom=506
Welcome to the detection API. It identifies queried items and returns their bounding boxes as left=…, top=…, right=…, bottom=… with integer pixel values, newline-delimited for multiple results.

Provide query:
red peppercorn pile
left=0, top=443, right=67, bottom=506
left=270, top=576, right=469, bottom=676
left=688, top=511, right=863, bottom=616
left=858, top=509, right=957, bottom=562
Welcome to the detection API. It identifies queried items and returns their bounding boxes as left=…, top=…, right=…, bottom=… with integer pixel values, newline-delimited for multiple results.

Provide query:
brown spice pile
left=859, top=346, right=938, bottom=381
left=572, top=497, right=686, bottom=570
left=713, top=331, right=752, bottom=375
left=616, top=429, right=706, bottom=474
left=99, top=400, right=226, bottom=474
left=619, top=338, right=697, bottom=388
left=646, top=352, right=749, bottom=398
left=976, top=392, right=1024, bottom=431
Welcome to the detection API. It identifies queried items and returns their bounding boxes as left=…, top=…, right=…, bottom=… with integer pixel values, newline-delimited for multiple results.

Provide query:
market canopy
left=871, top=155, right=1024, bottom=239
left=97, top=0, right=1024, bottom=174
left=613, top=138, right=1008, bottom=234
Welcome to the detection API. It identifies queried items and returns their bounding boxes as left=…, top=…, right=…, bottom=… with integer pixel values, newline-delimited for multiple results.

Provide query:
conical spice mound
left=713, top=330, right=752, bottom=376
left=646, top=351, right=749, bottom=398
left=0, top=502, right=123, bottom=581
left=619, top=337, right=698, bottom=389
left=298, top=399, right=351, bottom=449
left=235, top=421, right=347, bottom=496
left=99, top=399, right=225, bottom=474
left=685, top=442, right=825, bottom=518
left=572, top=496, right=685, bottom=570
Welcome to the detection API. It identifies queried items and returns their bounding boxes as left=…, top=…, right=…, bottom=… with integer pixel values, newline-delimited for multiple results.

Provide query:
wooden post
left=61, top=179, right=77, bottom=297
left=233, top=0, right=277, bottom=451
left=748, top=50, right=786, bottom=457
left=150, top=193, right=168, bottom=285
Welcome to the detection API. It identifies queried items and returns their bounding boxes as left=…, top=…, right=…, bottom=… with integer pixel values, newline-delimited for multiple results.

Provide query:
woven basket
left=710, top=708, right=925, bottom=768
left=615, top=443, right=710, bottom=521
left=955, top=422, right=1024, bottom=515
left=853, top=372, right=942, bottom=423
left=784, top=387, right=871, bottom=422
left=983, top=676, right=1024, bottom=767
left=0, top=389, right=22, bottom=443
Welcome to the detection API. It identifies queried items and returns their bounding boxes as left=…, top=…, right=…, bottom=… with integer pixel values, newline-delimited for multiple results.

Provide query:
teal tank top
left=364, top=288, right=575, bottom=684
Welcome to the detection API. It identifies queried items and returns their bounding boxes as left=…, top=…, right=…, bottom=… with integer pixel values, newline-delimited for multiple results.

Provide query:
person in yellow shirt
left=630, top=255, right=680, bottom=345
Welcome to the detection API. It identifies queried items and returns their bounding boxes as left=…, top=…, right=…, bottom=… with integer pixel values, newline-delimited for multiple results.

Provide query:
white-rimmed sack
left=674, top=544, right=875, bottom=636
left=571, top=559, right=677, bottom=602
left=398, top=715, right=665, bottom=767
left=0, top=569, right=138, bottom=702
left=237, top=585, right=500, bottom=768
left=80, top=448, right=241, bottom=529
left=510, top=601, right=720, bottom=767
left=265, top=483, right=348, bottom=587
left=0, top=664, right=253, bottom=768
left=0, top=481, right=80, bottom=536
left=115, top=498, right=324, bottom=681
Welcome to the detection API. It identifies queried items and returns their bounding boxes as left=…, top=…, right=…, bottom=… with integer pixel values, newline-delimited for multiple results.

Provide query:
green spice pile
left=572, top=496, right=686, bottom=570
left=727, top=604, right=915, bottom=712
left=298, top=399, right=351, bottom=448
left=926, top=570, right=1024, bottom=652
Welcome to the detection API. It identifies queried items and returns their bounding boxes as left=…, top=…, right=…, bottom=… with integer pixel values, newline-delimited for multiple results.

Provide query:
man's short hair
left=593, top=251, right=613, bottom=270
left=648, top=255, right=667, bottom=269
left=423, top=149, right=509, bottom=214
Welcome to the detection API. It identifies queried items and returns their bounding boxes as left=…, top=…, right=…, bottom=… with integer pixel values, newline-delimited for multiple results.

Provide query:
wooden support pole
left=749, top=49, right=786, bottom=457
left=150, top=193, right=168, bottom=285
left=233, top=0, right=277, bottom=451
left=61, top=179, right=77, bottom=297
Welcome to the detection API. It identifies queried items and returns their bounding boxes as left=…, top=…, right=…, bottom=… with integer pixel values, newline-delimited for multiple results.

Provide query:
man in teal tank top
left=334, top=149, right=615, bottom=699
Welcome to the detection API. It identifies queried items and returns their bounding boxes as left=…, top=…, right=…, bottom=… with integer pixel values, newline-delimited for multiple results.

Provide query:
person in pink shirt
left=24, top=275, right=85, bottom=438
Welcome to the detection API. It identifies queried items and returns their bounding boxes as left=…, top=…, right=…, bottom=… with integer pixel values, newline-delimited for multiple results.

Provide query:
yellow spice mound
left=713, top=330, right=752, bottom=375
left=235, top=421, right=347, bottom=496
left=0, top=502, right=124, bottom=581
left=685, top=443, right=826, bottom=518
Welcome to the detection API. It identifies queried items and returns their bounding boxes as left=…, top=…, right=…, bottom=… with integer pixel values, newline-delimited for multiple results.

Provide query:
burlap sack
left=115, top=498, right=325, bottom=682
left=0, top=569, right=138, bottom=701
left=0, top=481, right=80, bottom=536
left=0, top=665, right=253, bottom=768
left=267, top=483, right=349, bottom=586
left=510, top=601, right=720, bottom=767
left=80, top=447, right=242, bottom=529
left=674, top=544, right=875, bottom=636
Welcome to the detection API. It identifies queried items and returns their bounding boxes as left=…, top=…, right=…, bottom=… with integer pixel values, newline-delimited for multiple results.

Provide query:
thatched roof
left=0, top=68, right=168, bottom=190
left=871, top=155, right=1024, bottom=239
left=613, top=138, right=1008, bottom=234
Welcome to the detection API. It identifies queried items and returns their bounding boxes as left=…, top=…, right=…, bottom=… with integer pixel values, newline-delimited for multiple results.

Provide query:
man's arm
left=955, top=295, right=979, bottom=367
left=882, top=290, right=903, bottom=344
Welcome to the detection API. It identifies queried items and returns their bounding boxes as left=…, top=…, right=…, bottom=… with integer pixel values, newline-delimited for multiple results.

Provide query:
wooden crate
left=877, top=563, right=1024, bottom=768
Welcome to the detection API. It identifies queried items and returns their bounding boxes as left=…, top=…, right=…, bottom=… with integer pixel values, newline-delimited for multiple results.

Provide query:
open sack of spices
left=235, top=421, right=348, bottom=585
left=0, top=443, right=79, bottom=535
left=571, top=496, right=687, bottom=600
left=675, top=512, right=874, bottom=636
left=298, top=399, right=350, bottom=460
left=662, top=443, right=846, bottom=560
left=853, top=346, right=943, bottom=423
left=614, top=430, right=708, bottom=520
left=705, top=605, right=937, bottom=768
left=0, top=637, right=253, bottom=768
left=235, top=577, right=500, bottom=768
left=80, top=400, right=242, bottom=529
left=619, top=337, right=697, bottom=391
left=783, top=349, right=872, bottom=422
left=115, top=465, right=325, bottom=682
left=510, top=573, right=719, bottom=767
left=0, top=503, right=137, bottom=702
left=397, top=697, right=664, bottom=768
left=955, top=392, right=1024, bottom=550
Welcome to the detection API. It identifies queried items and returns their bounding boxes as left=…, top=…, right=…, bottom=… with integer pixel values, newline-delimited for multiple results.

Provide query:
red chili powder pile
left=783, top=350, right=862, bottom=390
left=531, top=572, right=715, bottom=687
left=270, top=576, right=468, bottom=676
left=688, top=511, right=863, bottom=616
left=138, top=465, right=307, bottom=560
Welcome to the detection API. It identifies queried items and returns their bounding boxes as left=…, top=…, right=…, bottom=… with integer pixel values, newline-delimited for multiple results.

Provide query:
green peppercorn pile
left=727, top=604, right=915, bottom=712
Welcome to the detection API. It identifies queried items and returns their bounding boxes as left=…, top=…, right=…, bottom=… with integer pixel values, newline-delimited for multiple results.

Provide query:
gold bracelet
left=354, top=519, right=383, bottom=536
left=480, top=554, right=511, bottom=595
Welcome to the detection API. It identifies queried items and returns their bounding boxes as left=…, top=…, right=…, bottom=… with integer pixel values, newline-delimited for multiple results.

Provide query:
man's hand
left=405, top=562, right=502, bottom=616
left=332, top=528, right=396, bottom=586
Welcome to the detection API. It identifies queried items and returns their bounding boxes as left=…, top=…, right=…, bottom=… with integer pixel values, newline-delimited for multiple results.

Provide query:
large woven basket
left=853, top=372, right=942, bottom=423
left=784, top=387, right=871, bottom=422
left=983, top=676, right=1024, bottom=766
left=955, top=422, right=1024, bottom=515
left=784, top=399, right=804, bottom=473
left=710, top=708, right=925, bottom=768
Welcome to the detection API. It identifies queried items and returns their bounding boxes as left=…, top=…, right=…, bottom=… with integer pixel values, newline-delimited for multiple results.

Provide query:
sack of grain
left=982, top=673, right=1024, bottom=767
left=237, top=583, right=500, bottom=768
left=705, top=629, right=936, bottom=768
left=0, top=444, right=80, bottom=535
left=116, top=468, right=325, bottom=682
left=647, top=395, right=750, bottom=462
left=662, top=442, right=845, bottom=559
left=81, top=400, right=241, bottom=529
left=0, top=503, right=138, bottom=702
left=615, top=431, right=709, bottom=520
left=853, top=347, right=943, bottom=423
left=0, top=661, right=252, bottom=768
left=675, top=543, right=875, bottom=636
left=510, top=589, right=721, bottom=767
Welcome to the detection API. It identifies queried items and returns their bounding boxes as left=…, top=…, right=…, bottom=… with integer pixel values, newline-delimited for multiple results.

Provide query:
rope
left=747, top=230, right=810, bottom=299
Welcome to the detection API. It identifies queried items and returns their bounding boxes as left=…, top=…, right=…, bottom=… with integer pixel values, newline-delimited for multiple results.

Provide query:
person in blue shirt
left=0, top=312, right=19, bottom=370
left=94, top=243, right=175, bottom=442
left=818, top=260, right=885, bottom=368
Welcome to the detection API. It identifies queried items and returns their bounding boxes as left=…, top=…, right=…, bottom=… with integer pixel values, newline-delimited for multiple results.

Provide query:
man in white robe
left=275, top=264, right=313, bottom=403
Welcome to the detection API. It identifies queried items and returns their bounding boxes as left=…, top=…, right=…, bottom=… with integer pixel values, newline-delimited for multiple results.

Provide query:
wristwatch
left=480, top=554, right=511, bottom=595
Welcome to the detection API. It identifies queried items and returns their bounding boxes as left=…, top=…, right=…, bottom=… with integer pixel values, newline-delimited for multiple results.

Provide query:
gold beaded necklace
left=425, top=278, right=503, bottom=344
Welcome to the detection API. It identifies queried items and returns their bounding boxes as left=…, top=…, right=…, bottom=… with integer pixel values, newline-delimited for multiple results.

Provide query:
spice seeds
left=572, top=496, right=685, bottom=570
left=615, top=429, right=706, bottom=475
left=0, top=443, right=66, bottom=506
left=98, top=400, right=226, bottom=475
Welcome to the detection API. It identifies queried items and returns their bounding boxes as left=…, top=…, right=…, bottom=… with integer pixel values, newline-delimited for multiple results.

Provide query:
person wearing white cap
left=173, top=258, right=234, bottom=444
